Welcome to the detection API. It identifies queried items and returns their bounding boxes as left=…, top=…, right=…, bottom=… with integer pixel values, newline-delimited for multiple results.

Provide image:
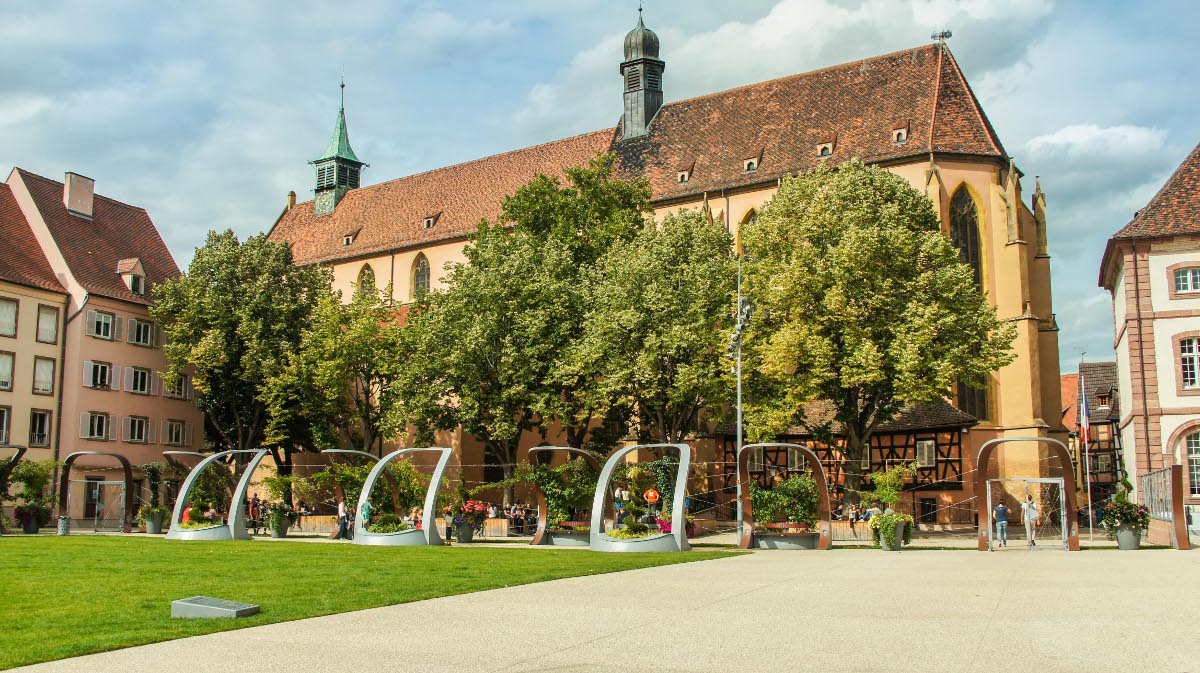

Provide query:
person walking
left=1021, top=495, right=1040, bottom=547
left=992, top=500, right=1010, bottom=548
left=361, top=498, right=373, bottom=532
left=336, top=498, right=348, bottom=540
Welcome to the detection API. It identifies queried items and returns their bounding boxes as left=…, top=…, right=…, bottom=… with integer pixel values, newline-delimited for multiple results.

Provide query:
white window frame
left=164, top=374, right=190, bottom=399
left=0, top=407, right=9, bottom=445
left=0, top=297, right=16, bottom=338
left=0, top=351, right=13, bottom=391
left=86, top=361, right=115, bottom=390
left=1189, top=433, right=1200, bottom=497
left=32, top=356, right=55, bottom=395
left=916, top=439, right=937, bottom=468
left=1174, top=267, right=1200, bottom=294
left=1182, top=338, right=1199, bottom=390
left=164, top=419, right=189, bottom=447
left=85, top=412, right=111, bottom=440
left=29, top=410, right=51, bottom=447
left=126, top=367, right=151, bottom=395
left=128, top=319, right=156, bottom=347
left=748, top=447, right=764, bottom=473
left=93, top=311, right=113, bottom=339
left=36, top=305, right=58, bottom=344
left=123, top=416, right=149, bottom=444
left=129, top=274, right=145, bottom=296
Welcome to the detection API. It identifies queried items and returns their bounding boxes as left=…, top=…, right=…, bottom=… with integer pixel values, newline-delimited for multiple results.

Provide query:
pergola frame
left=58, top=451, right=136, bottom=534
left=736, top=442, right=832, bottom=550
left=526, top=446, right=605, bottom=546
left=589, top=443, right=692, bottom=552
left=352, top=447, right=452, bottom=547
left=975, top=437, right=1079, bottom=551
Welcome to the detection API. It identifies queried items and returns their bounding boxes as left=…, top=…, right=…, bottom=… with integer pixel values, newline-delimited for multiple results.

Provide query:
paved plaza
left=15, top=547, right=1198, bottom=673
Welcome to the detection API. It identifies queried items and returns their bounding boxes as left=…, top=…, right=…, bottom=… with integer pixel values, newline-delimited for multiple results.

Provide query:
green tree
left=741, top=161, right=1016, bottom=500
left=269, top=283, right=434, bottom=456
left=152, top=230, right=331, bottom=481
left=575, top=209, right=735, bottom=442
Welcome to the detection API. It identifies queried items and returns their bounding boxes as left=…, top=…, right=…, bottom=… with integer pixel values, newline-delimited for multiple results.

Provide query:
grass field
left=0, top=536, right=734, bottom=670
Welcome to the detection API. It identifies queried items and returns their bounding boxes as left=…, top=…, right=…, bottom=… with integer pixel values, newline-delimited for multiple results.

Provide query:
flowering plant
left=444, top=499, right=488, bottom=529
left=869, top=512, right=914, bottom=548
left=1099, top=489, right=1151, bottom=541
left=655, top=514, right=695, bottom=537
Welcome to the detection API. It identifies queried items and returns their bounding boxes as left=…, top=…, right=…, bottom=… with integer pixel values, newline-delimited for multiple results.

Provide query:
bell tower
left=312, top=79, right=367, bottom=216
left=619, top=8, right=665, bottom=140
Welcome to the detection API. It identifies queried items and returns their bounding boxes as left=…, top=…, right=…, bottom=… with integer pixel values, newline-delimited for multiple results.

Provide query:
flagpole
left=1080, top=361, right=1095, bottom=543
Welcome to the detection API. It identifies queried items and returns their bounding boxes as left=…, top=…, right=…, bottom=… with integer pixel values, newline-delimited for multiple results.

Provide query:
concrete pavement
left=16, top=548, right=1199, bottom=673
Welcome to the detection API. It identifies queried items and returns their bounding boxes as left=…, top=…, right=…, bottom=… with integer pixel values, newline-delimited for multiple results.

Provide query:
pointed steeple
left=311, top=78, right=367, bottom=216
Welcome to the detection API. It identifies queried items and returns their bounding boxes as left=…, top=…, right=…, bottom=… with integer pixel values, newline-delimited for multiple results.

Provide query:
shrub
left=608, top=525, right=654, bottom=540
left=869, top=513, right=914, bottom=548
left=749, top=472, right=819, bottom=526
left=1100, top=485, right=1150, bottom=541
left=370, top=514, right=412, bottom=534
left=12, top=504, right=51, bottom=529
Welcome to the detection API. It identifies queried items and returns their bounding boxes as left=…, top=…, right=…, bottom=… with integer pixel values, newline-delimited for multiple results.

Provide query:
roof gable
left=0, top=183, right=66, bottom=293
left=15, top=169, right=180, bottom=304
left=1113, top=141, right=1200, bottom=240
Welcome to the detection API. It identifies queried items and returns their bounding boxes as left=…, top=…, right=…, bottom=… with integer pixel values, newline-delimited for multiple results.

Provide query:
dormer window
left=424, top=218, right=435, bottom=229
left=892, top=122, right=910, bottom=146
left=117, top=257, right=146, bottom=297
left=423, top=212, right=441, bottom=230
left=1096, top=393, right=1111, bottom=409
left=128, top=274, right=144, bottom=296
left=677, top=161, right=695, bottom=184
left=678, top=172, right=689, bottom=183
left=342, top=228, right=361, bottom=247
left=743, top=159, right=758, bottom=173
left=817, top=143, right=833, bottom=157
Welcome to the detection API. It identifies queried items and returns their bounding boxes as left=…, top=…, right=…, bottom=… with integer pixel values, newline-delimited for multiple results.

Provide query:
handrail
left=736, top=442, right=832, bottom=550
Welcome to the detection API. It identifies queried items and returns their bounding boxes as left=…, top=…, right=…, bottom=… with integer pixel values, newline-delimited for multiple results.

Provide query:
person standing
left=1021, top=495, right=1039, bottom=547
left=992, top=500, right=1010, bottom=548
left=336, top=498, right=348, bottom=540
left=361, top=498, right=373, bottom=532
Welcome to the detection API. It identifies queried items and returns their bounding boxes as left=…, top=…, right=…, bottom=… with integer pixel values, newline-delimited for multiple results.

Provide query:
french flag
left=1079, top=374, right=1090, bottom=447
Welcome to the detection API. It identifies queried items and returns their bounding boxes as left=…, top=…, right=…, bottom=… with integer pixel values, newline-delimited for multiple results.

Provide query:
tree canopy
left=741, top=160, right=1016, bottom=496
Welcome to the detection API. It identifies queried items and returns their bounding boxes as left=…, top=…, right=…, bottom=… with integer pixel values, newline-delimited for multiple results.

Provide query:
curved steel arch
left=975, top=437, right=1079, bottom=551
left=166, top=449, right=269, bottom=541
left=353, top=447, right=452, bottom=546
left=322, top=449, right=405, bottom=513
left=589, top=443, right=691, bottom=552
left=58, top=451, right=136, bottom=534
left=736, top=442, right=832, bottom=550
left=526, top=446, right=604, bottom=546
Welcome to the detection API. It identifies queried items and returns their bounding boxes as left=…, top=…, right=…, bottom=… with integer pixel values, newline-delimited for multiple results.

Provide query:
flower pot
left=455, top=522, right=475, bottom=543
left=879, top=520, right=905, bottom=552
left=271, top=521, right=289, bottom=538
left=23, top=517, right=41, bottom=535
left=1115, top=524, right=1141, bottom=550
left=145, top=511, right=165, bottom=535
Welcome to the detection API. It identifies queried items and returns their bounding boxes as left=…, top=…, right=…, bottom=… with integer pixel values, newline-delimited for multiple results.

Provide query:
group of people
left=246, top=493, right=310, bottom=535
left=992, top=495, right=1042, bottom=547
left=833, top=502, right=887, bottom=526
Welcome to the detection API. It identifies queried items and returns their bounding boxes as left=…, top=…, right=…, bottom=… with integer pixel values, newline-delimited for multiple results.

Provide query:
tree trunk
left=270, top=447, right=295, bottom=506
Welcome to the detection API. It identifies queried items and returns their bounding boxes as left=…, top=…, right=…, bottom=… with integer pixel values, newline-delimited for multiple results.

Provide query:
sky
left=2, top=0, right=1198, bottom=373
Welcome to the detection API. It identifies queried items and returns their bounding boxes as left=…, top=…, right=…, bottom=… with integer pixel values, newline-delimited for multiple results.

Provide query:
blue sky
left=2, top=1, right=1198, bottom=373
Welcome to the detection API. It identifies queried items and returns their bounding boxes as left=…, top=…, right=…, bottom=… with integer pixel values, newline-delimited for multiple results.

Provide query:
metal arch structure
left=353, top=447, right=452, bottom=546
left=975, top=437, right=1079, bottom=551
left=322, top=448, right=405, bottom=513
left=590, top=443, right=692, bottom=553
left=0, top=445, right=28, bottom=535
left=167, top=449, right=269, bottom=541
left=526, top=446, right=604, bottom=546
left=58, top=451, right=136, bottom=534
left=736, top=442, right=833, bottom=550
left=163, top=451, right=236, bottom=502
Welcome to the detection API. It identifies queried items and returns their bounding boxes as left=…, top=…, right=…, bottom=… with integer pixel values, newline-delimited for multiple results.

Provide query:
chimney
left=63, top=172, right=95, bottom=219
left=286, top=191, right=297, bottom=211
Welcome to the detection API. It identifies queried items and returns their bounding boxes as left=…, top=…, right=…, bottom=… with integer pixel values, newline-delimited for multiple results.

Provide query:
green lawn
left=0, top=536, right=734, bottom=669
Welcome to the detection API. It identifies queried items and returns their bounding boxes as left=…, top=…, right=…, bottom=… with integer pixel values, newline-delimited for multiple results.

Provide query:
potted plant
left=860, top=463, right=917, bottom=552
left=444, top=498, right=488, bottom=543
left=135, top=462, right=170, bottom=533
left=368, top=513, right=413, bottom=534
left=13, top=503, right=51, bottom=535
left=7, top=460, right=56, bottom=534
left=264, top=501, right=294, bottom=538
left=1100, top=481, right=1150, bottom=550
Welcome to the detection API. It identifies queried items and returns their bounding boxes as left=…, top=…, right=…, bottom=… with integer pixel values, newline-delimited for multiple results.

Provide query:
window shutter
left=126, top=319, right=137, bottom=343
left=107, top=415, right=117, bottom=440
left=124, top=366, right=134, bottom=392
left=112, top=316, right=123, bottom=341
left=79, top=413, right=90, bottom=438
left=121, top=416, right=132, bottom=442
left=82, top=361, right=94, bottom=388
left=186, top=379, right=194, bottom=400
left=85, top=310, right=96, bottom=337
left=160, top=420, right=169, bottom=444
left=109, top=365, right=121, bottom=390
left=150, top=372, right=160, bottom=396
left=152, top=323, right=162, bottom=348
left=147, top=418, right=156, bottom=444
left=183, top=421, right=193, bottom=447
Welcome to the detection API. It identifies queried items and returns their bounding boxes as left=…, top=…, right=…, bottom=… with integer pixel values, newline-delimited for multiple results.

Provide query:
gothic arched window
left=950, top=186, right=989, bottom=420
left=356, top=264, right=376, bottom=294
left=950, top=186, right=982, bottom=288
left=412, top=254, right=430, bottom=298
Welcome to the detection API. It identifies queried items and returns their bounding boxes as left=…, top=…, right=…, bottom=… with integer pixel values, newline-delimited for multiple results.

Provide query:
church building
left=268, top=14, right=1067, bottom=521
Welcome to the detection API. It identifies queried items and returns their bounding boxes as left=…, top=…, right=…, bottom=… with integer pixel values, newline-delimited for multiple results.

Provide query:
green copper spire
left=316, top=78, right=361, bottom=164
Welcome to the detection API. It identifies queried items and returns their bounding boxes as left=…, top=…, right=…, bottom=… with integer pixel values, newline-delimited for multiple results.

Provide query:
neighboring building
left=269, top=17, right=1067, bottom=516
left=0, top=182, right=69, bottom=469
left=1069, top=362, right=1124, bottom=502
left=3, top=168, right=203, bottom=525
left=1100, top=141, right=1200, bottom=525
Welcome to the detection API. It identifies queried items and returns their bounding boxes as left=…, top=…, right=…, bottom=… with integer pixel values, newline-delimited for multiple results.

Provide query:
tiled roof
left=1078, top=361, right=1118, bottom=425
left=613, top=43, right=1004, bottom=201
left=271, top=43, right=1006, bottom=265
left=269, top=129, right=614, bottom=266
left=16, top=169, right=180, bottom=304
left=718, top=398, right=977, bottom=437
left=116, top=258, right=140, bottom=274
left=1112, top=141, right=1200, bottom=240
left=1060, top=373, right=1078, bottom=430
left=0, top=183, right=66, bottom=294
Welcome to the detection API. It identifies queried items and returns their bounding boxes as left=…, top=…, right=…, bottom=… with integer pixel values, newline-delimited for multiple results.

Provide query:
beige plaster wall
left=0, top=280, right=66, bottom=455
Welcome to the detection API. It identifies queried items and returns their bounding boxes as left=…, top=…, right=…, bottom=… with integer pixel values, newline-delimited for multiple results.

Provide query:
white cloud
left=1027, top=124, right=1168, bottom=160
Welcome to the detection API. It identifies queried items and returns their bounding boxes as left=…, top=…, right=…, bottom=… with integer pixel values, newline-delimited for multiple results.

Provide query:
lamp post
left=731, top=257, right=752, bottom=535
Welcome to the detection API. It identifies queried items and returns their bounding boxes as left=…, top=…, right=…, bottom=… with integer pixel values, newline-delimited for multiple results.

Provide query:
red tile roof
left=1060, top=373, right=1078, bottom=430
left=0, top=183, right=66, bottom=294
left=269, top=129, right=615, bottom=265
left=271, top=43, right=1006, bottom=265
left=1112, top=141, right=1200, bottom=240
left=16, top=169, right=180, bottom=304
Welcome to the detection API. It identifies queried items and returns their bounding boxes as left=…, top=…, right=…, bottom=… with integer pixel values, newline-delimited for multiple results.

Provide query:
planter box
left=878, top=520, right=906, bottom=552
